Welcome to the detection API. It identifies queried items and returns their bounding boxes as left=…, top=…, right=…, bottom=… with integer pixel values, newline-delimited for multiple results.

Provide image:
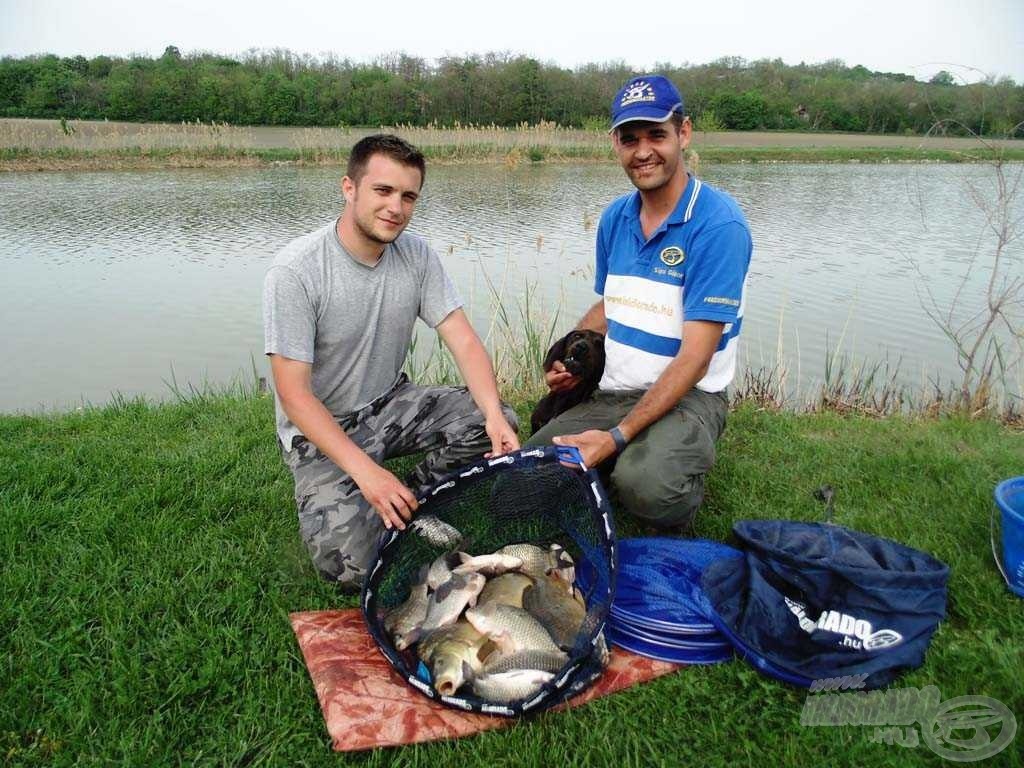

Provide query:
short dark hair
left=346, top=134, right=426, bottom=187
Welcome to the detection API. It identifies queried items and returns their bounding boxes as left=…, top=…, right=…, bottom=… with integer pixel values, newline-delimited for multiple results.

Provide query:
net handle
left=556, top=445, right=588, bottom=471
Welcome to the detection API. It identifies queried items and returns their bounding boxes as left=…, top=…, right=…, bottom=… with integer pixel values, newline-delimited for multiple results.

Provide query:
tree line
left=1, top=47, right=1021, bottom=137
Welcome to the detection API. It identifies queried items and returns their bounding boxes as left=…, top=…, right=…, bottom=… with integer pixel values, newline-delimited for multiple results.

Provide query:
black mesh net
left=362, top=446, right=616, bottom=716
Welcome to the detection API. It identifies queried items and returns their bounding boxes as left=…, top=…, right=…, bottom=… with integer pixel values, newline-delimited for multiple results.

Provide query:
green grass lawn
left=2, top=393, right=1022, bottom=766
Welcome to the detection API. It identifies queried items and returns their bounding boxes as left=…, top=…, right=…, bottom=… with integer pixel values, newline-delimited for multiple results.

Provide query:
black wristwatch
left=608, top=426, right=629, bottom=454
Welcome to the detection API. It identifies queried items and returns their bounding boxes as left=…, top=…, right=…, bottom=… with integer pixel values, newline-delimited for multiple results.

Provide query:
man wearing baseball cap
left=528, top=74, right=752, bottom=532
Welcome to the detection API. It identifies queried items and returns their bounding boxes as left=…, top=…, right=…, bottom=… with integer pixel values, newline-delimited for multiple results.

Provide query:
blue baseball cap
left=610, top=75, right=685, bottom=132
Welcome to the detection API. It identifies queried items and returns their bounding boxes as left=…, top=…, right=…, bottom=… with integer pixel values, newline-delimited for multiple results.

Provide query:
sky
left=1, top=0, right=1022, bottom=84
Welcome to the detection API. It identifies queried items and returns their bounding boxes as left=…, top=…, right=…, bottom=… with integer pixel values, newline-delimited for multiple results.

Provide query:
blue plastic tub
left=994, top=477, right=1024, bottom=598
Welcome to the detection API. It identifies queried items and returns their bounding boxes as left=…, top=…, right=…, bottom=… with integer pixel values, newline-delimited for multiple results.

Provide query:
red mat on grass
left=291, top=609, right=682, bottom=751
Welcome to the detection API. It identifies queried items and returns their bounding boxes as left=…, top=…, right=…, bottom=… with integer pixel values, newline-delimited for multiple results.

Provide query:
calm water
left=1, top=162, right=1021, bottom=413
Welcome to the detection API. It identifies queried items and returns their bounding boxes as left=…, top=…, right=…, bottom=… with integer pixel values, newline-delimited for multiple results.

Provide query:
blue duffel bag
left=701, top=520, right=949, bottom=689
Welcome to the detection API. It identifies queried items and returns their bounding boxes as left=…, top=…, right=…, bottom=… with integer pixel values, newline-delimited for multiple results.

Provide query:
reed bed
left=4, top=119, right=1022, bottom=171
left=401, top=270, right=1022, bottom=425
left=0, top=118, right=606, bottom=153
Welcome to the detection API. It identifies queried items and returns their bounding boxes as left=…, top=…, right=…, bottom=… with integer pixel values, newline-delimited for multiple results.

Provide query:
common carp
left=419, top=572, right=487, bottom=636
left=409, top=515, right=463, bottom=549
left=477, top=572, right=534, bottom=608
left=465, top=665, right=554, bottom=704
left=383, top=579, right=430, bottom=651
left=452, top=551, right=524, bottom=577
left=464, top=602, right=563, bottom=656
left=481, top=648, right=568, bottom=674
left=417, top=620, right=493, bottom=696
left=426, top=551, right=462, bottom=591
left=523, top=572, right=587, bottom=650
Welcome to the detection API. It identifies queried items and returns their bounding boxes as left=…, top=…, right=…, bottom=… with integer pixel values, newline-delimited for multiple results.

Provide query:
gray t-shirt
left=263, top=219, right=462, bottom=450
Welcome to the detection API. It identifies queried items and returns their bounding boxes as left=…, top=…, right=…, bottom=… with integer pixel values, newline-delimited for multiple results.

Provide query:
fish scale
left=383, top=581, right=430, bottom=651
left=465, top=602, right=563, bottom=655
left=523, top=572, right=587, bottom=650
left=482, top=649, right=568, bottom=674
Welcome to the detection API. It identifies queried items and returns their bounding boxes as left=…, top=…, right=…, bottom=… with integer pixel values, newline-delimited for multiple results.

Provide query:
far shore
left=3, top=118, right=1023, bottom=171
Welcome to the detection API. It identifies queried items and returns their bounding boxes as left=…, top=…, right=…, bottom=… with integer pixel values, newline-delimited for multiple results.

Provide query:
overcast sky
left=2, top=0, right=1022, bottom=84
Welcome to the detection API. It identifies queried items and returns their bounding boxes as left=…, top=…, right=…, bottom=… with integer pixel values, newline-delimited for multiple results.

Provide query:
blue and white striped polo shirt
left=595, top=174, right=752, bottom=393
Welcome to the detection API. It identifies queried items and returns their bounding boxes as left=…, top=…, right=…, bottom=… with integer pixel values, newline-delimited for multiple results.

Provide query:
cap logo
left=621, top=81, right=656, bottom=107
left=660, top=246, right=685, bottom=266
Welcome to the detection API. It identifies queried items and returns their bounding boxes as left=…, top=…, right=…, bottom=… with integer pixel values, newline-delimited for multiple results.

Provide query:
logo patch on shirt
left=660, top=246, right=685, bottom=267
left=705, top=296, right=740, bottom=307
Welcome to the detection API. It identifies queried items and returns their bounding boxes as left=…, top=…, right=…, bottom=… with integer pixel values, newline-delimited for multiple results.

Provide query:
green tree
left=711, top=90, right=769, bottom=130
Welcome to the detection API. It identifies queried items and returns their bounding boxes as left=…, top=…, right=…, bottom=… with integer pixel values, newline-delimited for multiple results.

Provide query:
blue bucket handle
left=992, top=477, right=1024, bottom=595
left=990, top=504, right=1011, bottom=589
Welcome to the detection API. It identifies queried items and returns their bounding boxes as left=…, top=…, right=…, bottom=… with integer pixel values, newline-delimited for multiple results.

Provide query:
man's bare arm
left=436, top=309, right=519, bottom=456
left=269, top=354, right=417, bottom=530
left=552, top=319, right=724, bottom=467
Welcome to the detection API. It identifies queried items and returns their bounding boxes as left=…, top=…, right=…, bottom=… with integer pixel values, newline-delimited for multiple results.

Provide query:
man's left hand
left=552, top=429, right=618, bottom=468
left=484, top=413, right=520, bottom=458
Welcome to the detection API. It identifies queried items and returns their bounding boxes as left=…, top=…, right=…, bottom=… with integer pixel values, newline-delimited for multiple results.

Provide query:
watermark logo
left=801, top=684, right=1017, bottom=762
left=808, top=674, right=869, bottom=693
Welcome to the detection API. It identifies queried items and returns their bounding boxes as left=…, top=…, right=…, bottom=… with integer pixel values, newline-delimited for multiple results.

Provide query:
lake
left=1, top=161, right=1021, bottom=413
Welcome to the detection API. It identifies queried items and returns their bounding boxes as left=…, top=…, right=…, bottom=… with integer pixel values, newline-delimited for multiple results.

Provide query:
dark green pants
left=526, top=387, right=727, bottom=531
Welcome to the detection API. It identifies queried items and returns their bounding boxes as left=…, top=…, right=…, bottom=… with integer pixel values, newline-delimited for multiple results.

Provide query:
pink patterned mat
left=291, top=609, right=682, bottom=752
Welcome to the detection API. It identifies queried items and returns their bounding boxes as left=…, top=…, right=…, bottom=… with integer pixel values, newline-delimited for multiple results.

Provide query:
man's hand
left=553, top=429, right=618, bottom=468
left=350, top=462, right=419, bottom=531
left=545, top=359, right=581, bottom=393
left=484, top=412, right=520, bottom=457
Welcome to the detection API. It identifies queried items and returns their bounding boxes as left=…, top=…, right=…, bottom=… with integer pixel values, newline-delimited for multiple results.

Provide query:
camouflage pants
left=526, top=387, right=727, bottom=531
left=281, top=373, right=518, bottom=591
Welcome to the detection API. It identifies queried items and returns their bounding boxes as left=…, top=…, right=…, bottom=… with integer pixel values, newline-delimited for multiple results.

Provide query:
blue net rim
left=704, top=607, right=815, bottom=688
left=578, top=537, right=741, bottom=631
left=606, top=626, right=734, bottom=665
left=610, top=616, right=730, bottom=650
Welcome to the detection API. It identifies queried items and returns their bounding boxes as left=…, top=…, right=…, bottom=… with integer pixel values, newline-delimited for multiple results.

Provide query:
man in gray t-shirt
left=263, top=134, right=519, bottom=590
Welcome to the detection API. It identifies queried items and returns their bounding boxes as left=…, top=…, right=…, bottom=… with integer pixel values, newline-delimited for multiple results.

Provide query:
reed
left=399, top=271, right=1021, bottom=423
left=5, top=118, right=1024, bottom=171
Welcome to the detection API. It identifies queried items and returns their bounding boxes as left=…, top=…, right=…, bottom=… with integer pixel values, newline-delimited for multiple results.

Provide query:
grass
left=2, top=385, right=1022, bottom=766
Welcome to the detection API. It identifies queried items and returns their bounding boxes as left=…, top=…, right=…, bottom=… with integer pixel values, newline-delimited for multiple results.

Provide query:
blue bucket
left=993, top=477, right=1024, bottom=598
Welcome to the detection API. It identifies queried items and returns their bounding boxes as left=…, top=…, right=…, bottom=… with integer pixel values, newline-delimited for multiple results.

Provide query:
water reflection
left=0, top=162, right=1020, bottom=413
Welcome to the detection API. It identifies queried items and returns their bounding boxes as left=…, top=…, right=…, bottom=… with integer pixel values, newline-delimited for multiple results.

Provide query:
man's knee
left=611, top=457, right=705, bottom=530
left=298, top=494, right=384, bottom=591
left=442, top=395, right=520, bottom=446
